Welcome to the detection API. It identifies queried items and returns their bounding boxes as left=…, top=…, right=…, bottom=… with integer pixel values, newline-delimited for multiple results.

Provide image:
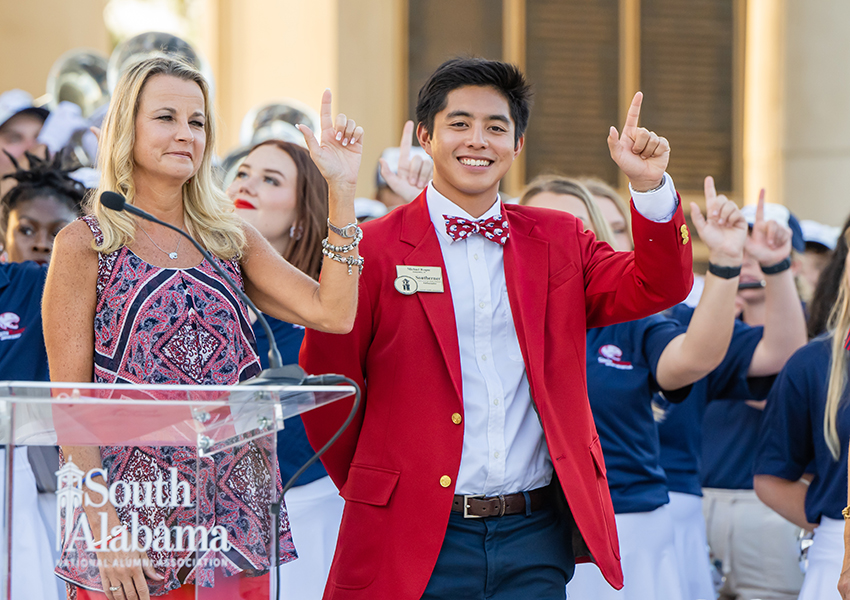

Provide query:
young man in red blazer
left=300, top=58, right=694, bottom=599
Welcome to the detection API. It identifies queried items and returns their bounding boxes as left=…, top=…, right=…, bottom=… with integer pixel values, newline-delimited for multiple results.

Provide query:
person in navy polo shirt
left=754, top=229, right=850, bottom=599
left=0, top=260, right=61, bottom=600
left=522, top=175, right=758, bottom=600
left=655, top=195, right=807, bottom=600
left=698, top=202, right=809, bottom=600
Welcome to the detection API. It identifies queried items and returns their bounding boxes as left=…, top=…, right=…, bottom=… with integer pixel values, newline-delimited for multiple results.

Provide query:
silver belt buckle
left=462, top=494, right=485, bottom=519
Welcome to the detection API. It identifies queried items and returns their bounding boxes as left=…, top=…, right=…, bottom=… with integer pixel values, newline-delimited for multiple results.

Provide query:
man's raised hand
left=607, top=92, right=670, bottom=192
left=690, top=176, right=747, bottom=267
left=297, top=89, right=363, bottom=190
left=379, top=120, right=433, bottom=203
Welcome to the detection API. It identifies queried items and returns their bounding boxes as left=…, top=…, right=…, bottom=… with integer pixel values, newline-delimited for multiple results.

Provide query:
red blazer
left=301, top=191, right=693, bottom=599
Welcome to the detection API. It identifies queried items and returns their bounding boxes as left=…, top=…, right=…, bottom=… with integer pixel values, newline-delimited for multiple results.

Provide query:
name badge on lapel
left=394, top=265, right=444, bottom=295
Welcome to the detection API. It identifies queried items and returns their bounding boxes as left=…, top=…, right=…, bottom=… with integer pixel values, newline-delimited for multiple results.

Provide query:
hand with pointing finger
left=745, top=189, right=792, bottom=267
left=607, top=92, right=670, bottom=192
left=690, top=175, right=747, bottom=267
left=297, top=89, right=363, bottom=192
left=379, top=120, right=433, bottom=203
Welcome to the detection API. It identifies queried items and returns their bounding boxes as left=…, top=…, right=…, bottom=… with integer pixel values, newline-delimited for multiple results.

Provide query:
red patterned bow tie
left=443, top=214, right=510, bottom=245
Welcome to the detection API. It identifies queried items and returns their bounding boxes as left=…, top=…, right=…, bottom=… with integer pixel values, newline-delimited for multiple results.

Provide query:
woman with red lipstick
left=226, top=139, right=336, bottom=600
left=1, top=151, right=84, bottom=265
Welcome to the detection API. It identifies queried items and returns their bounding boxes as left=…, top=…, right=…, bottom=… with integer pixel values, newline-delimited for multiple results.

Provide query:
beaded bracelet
left=322, top=246, right=364, bottom=275
left=322, top=228, right=363, bottom=254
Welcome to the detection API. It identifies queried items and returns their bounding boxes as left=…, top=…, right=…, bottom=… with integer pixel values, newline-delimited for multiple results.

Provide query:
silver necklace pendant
left=168, top=251, right=178, bottom=260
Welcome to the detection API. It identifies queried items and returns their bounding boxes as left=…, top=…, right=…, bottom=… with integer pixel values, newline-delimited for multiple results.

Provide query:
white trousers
left=798, top=517, right=843, bottom=600
left=277, top=475, right=344, bottom=600
left=668, top=492, right=715, bottom=600
left=0, top=447, right=59, bottom=600
left=703, top=488, right=804, bottom=600
left=567, top=504, right=684, bottom=600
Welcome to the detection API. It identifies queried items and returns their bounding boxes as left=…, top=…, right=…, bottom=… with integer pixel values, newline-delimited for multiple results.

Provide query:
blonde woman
left=42, top=56, right=362, bottom=599
left=754, top=227, right=850, bottom=600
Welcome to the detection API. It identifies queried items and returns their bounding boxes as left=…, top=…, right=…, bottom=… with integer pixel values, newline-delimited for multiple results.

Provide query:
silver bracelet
left=322, top=247, right=364, bottom=275
left=327, top=218, right=361, bottom=239
left=322, top=228, right=363, bottom=254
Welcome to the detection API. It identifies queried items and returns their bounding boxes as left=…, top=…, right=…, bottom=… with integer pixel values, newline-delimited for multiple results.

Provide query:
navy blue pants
left=421, top=505, right=575, bottom=599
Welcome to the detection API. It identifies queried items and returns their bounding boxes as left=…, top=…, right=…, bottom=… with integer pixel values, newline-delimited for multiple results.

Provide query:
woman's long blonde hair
left=87, top=56, right=245, bottom=259
left=519, top=175, right=616, bottom=246
left=825, top=236, right=850, bottom=459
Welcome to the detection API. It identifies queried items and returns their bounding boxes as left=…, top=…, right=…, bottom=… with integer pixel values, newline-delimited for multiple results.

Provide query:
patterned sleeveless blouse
left=55, top=216, right=296, bottom=596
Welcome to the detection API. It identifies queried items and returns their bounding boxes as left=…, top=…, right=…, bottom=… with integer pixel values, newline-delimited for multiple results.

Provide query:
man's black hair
left=415, top=57, right=532, bottom=147
left=1, top=151, right=86, bottom=231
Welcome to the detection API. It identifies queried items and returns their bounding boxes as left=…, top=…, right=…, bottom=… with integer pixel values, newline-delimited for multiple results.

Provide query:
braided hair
left=0, top=151, right=87, bottom=233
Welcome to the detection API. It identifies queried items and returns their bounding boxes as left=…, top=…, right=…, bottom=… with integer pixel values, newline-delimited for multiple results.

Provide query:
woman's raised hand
left=297, top=89, right=363, bottom=191
left=690, top=175, right=748, bottom=267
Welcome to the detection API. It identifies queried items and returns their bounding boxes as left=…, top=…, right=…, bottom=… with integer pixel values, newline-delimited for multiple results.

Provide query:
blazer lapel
left=503, top=207, right=549, bottom=382
left=400, top=193, right=463, bottom=402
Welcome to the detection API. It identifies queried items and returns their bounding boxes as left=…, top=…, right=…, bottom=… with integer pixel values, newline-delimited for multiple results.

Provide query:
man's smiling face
left=418, top=85, right=523, bottom=210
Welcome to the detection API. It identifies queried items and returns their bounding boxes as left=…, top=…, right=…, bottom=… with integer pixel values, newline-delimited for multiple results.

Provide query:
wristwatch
left=327, top=218, right=359, bottom=239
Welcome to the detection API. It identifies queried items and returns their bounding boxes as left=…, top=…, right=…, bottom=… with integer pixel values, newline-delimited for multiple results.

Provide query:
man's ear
left=513, top=135, right=525, bottom=158
left=416, top=122, right=433, bottom=156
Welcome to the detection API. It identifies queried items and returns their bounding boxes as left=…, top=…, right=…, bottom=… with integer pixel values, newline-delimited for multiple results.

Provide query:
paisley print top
left=55, top=215, right=296, bottom=595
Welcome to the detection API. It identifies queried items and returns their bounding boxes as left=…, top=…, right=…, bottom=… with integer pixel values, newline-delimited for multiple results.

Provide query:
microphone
left=100, top=191, right=284, bottom=371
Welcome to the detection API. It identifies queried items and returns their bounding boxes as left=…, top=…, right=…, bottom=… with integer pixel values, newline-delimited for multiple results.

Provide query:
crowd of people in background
left=0, top=39, right=848, bottom=600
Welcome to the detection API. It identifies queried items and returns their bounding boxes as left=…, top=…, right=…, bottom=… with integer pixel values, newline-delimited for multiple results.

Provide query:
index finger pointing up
left=622, top=92, right=643, bottom=137
left=320, top=89, right=334, bottom=133
left=398, top=120, right=414, bottom=171
left=704, top=175, right=717, bottom=209
left=755, top=188, right=766, bottom=225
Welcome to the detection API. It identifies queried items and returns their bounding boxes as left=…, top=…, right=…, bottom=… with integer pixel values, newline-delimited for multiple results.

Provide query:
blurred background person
left=0, top=89, right=49, bottom=198
left=656, top=191, right=806, bottom=600
left=226, top=138, right=340, bottom=600
left=753, top=224, right=850, bottom=600
left=797, top=219, right=841, bottom=305
left=0, top=150, right=87, bottom=600
left=698, top=203, right=809, bottom=600
left=375, top=120, right=431, bottom=210
left=1, top=151, right=85, bottom=264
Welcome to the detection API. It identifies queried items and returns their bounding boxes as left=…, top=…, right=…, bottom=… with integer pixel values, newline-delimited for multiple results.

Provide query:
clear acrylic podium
left=0, top=380, right=355, bottom=600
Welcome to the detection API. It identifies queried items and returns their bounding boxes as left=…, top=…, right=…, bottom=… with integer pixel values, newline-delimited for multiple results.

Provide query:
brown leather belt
left=451, top=487, right=552, bottom=518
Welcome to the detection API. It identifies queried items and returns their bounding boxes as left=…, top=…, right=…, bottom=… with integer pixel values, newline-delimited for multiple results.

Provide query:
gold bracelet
left=842, top=506, right=850, bottom=520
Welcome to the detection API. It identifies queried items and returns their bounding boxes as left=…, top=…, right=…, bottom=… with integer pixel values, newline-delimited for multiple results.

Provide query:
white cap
left=354, top=197, right=388, bottom=221
left=376, top=146, right=431, bottom=188
left=740, top=202, right=791, bottom=228
left=800, top=219, right=841, bottom=250
left=0, top=89, right=48, bottom=129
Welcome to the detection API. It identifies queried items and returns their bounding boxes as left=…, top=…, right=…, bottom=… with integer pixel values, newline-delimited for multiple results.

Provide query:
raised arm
left=378, top=120, right=433, bottom=202
left=242, top=89, right=362, bottom=333
left=583, top=93, right=692, bottom=326
left=655, top=176, right=748, bottom=391
left=745, top=193, right=807, bottom=376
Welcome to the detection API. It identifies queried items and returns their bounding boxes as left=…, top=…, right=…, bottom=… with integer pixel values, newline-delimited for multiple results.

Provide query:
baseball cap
left=800, top=219, right=841, bottom=251
left=0, top=89, right=49, bottom=130
left=740, top=202, right=805, bottom=253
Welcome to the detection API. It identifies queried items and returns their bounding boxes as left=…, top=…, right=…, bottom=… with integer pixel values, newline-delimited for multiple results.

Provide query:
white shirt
left=426, top=175, right=678, bottom=495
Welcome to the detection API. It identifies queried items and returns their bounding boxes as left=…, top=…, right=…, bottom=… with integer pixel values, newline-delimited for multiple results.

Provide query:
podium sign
left=0, top=381, right=354, bottom=599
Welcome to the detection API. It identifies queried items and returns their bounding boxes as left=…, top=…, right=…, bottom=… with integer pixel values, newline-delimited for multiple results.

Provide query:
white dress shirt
left=426, top=175, right=678, bottom=496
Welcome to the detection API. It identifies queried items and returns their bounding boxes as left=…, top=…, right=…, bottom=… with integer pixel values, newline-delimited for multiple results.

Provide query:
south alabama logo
left=597, top=344, right=633, bottom=370
left=55, top=458, right=230, bottom=553
left=0, top=312, right=24, bottom=341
